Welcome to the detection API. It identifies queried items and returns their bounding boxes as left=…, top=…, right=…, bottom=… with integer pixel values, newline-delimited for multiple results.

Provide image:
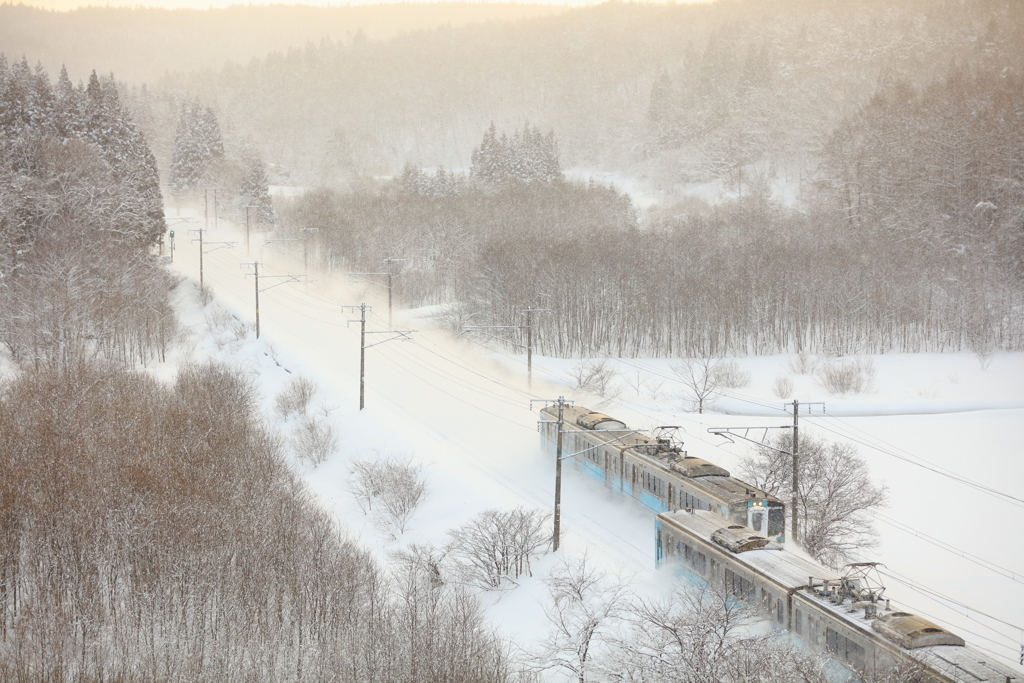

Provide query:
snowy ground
left=155, top=205, right=1024, bottom=673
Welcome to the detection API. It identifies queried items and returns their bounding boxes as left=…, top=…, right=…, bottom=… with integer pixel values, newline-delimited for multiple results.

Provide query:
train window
left=642, top=471, right=665, bottom=497
left=725, top=569, right=752, bottom=598
left=826, top=628, right=865, bottom=670
left=683, top=544, right=707, bottom=576
left=795, top=609, right=803, bottom=635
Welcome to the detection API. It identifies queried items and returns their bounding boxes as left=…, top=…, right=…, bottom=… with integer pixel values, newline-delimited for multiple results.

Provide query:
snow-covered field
left=158, top=206, right=1024, bottom=672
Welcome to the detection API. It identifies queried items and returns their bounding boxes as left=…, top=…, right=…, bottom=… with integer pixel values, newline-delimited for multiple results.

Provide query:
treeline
left=284, top=87, right=1024, bottom=357
left=281, top=172, right=637, bottom=319
left=0, top=57, right=173, bottom=366
left=0, top=363, right=514, bottom=682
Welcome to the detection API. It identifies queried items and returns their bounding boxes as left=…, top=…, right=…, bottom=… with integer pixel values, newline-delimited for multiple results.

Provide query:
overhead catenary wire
left=869, top=510, right=1024, bottom=584
left=195, top=228, right=1024, bottom=663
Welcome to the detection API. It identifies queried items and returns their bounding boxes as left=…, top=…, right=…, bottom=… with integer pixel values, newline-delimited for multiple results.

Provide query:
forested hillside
left=281, top=70, right=1024, bottom=358
left=147, top=0, right=1023, bottom=185
left=0, top=2, right=566, bottom=85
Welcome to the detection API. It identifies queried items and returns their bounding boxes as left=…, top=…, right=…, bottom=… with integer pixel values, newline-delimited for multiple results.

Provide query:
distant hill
left=138, top=0, right=1022, bottom=187
left=0, top=2, right=569, bottom=85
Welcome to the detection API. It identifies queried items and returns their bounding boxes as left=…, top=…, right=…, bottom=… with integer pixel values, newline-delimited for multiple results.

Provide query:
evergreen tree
left=470, top=122, right=561, bottom=185
left=239, top=152, right=274, bottom=224
left=169, top=99, right=206, bottom=195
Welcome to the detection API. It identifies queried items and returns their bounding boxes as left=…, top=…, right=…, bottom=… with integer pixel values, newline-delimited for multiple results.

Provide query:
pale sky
left=25, top=0, right=636, bottom=10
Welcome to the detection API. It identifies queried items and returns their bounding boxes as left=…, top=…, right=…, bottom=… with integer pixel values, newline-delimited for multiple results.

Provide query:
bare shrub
left=292, top=415, right=339, bottom=465
left=348, top=455, right=428, bottom=539
left=772, top=375, right=794, bottom=399
left=712, top=359, right=751, bottom=388
left=197, top=282, right=215, bottom=307
left=787, top=351, right=819, bottom=375
left=815, top=357, right=875, bottom=396
left=275, top=376, right=318, bottom=418
left=567, top=359, right=619, bottom=398
left=446, top=507, right=551, bottom=589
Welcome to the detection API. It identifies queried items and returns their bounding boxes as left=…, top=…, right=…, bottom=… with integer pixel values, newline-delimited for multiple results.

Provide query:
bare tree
left=740, top=432, right=887, bottom=568
left=568, top=359, right=620, bottom=399
left=446, top=507, right=551, bottom=590
left=671, top=357, right=722, bottom=413
left=532, top=554, right=630, bottom=683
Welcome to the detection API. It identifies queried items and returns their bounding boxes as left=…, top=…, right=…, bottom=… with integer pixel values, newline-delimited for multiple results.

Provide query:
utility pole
left=351, top=257, right=405, bottom=328
left=784, top=399, right=821, bottom=543
left=190, top=227, right=204, bottom=286
left=462, top=307, right=549, bottom=391
left=299, top=227, right=319, bottom=273
left=242, top=262, right=310, bottom=339
left=353, top=303, right=366, bottom=409
left=522, top=308, right=550, bottom=390
left=382, top=257, right=406, bottom=327
left=707, top=397, right=823, bottom=545
left=343, top=304, right=415, bottom=410
left=791, top=399, right=800, bottom=543
left=191, top=230, right=237, bottom=288
left=531, top=396, right=573, bottom=551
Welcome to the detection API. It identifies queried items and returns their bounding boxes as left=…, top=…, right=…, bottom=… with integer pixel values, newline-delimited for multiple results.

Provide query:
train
left=656, top=509, right=1020, bottom=683
left=538, top=404, right=786, bottom=542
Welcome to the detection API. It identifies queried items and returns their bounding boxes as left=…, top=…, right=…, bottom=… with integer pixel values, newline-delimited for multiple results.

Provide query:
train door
left=747, top=505, right=769, bottom=537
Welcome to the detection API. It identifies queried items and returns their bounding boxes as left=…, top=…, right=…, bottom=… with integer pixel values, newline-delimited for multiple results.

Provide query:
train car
left=539, top=405, right=786, bottom=541
left=656, top=509, right=1021, bottom=683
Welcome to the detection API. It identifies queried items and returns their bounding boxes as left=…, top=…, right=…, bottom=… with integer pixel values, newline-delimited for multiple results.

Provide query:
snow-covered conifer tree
left=240, top=151, right=275, bottom=224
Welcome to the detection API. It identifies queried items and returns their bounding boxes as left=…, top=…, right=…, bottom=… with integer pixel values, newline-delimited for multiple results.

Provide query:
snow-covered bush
left=713, top=359, right=751, bottom=389
left=348, top=455, right=427, bottom=539
left=275, top=376, right=317, bottom=419
left=787, top=351, right=819, bottom=375
left=773, top=375, right=794, bottom=399
left=292, top=415, right=338, bottom=466
left=816, top=357, right=875, bottom=396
